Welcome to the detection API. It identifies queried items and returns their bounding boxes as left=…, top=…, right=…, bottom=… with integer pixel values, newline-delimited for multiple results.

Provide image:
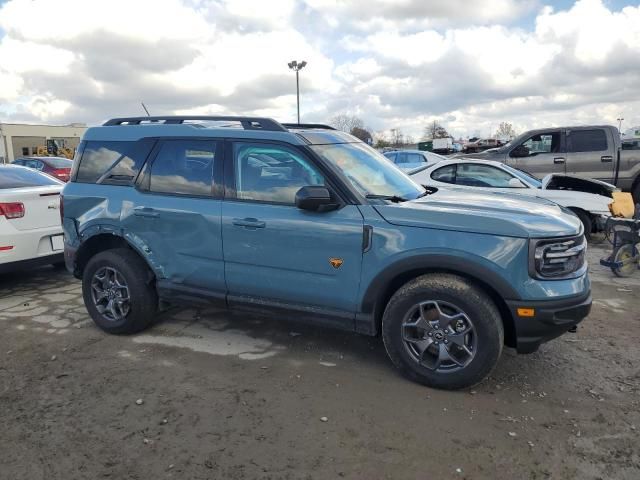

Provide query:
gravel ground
left=0, top=243, right=639, bottom=480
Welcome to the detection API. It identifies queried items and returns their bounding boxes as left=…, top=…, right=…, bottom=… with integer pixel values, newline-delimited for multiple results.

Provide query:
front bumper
left=506, top=291, right=592, bottom=353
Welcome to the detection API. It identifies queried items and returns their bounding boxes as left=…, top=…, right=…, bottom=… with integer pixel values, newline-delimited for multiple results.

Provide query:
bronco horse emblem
left=329, top=258, right=344, bottom=269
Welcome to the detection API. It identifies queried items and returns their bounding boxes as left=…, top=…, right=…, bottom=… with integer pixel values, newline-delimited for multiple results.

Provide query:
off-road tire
left=82, top=248, right=158, bottom=334
left=382, top=273, right=503, bottom=390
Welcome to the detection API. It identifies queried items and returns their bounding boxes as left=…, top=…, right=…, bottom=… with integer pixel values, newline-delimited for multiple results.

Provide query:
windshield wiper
left=365, top=194, right=408, bottom=203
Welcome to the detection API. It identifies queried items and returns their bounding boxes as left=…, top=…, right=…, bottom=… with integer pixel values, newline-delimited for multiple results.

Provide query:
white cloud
left=0, top=0, right=637, bottom=137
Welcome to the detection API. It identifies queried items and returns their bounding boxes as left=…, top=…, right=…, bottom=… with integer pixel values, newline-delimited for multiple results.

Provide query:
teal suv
left=62, top=116, right=591, bottom=389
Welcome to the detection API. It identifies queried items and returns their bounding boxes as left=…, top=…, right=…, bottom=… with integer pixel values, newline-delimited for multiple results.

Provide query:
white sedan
left=0, top=164, right=65, bottom=272
left=409, top=159, right=614, bottom=238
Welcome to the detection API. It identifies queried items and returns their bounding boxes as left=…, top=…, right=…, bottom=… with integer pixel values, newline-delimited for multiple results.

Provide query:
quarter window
left=431, top=165, right=456, bottom=183
left=149, top=140, right=216, bottom=196
left=567, top=129, right=608, bottom=153
left=233, top=143, right=325, bottom=204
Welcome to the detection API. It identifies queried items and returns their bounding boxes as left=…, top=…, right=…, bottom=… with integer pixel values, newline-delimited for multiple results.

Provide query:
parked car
left=12, top=156, right=73, bottom=182
left=383, top=149, right=447, bottom=171
left=409, top=159, right=614, bottom=238
left=466, top=125, right=640, bottom=202
left=0, top=165, right=65, bottom=272
left=463, top=138, right=501, bottom=153
left=62, top=116, right=591, bottom=390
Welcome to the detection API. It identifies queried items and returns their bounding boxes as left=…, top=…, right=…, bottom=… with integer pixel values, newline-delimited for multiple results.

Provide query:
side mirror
left=508, top=178, right=526, bottom=188
left=295, top=186, right=337, bottom=212
left=510, top=145, right=530, bottom=158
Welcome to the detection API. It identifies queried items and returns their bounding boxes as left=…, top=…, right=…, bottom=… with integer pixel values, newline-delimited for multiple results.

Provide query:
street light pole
left=288, top=60, right=307, bottom=124
left=617, top=117, right=624, bottom=135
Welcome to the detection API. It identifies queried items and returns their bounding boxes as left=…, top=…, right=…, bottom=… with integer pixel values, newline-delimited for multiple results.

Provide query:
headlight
left=529, top=235, right=587, bottom=280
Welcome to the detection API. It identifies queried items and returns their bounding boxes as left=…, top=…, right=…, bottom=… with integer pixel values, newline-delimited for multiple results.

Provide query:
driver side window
left=519, top=132, right=561, bottom=156
left=233, top=143, right=325, bottom=204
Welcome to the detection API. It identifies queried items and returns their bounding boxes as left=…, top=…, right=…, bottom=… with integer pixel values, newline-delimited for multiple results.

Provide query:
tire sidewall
left=382, top=275, right=503, bottom=390
left=82, top=249, right=156, bottom=333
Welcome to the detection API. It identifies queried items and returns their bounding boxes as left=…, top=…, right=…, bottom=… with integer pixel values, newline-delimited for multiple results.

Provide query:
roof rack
left=282, top=123, right=336, bottom=130
left=103, top=116, right=287, bottom=132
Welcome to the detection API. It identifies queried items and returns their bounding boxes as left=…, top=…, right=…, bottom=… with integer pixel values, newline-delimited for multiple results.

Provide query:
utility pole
left=617, top=117, right=624, bottom=135
left=288, top=60, right=307, bottom=124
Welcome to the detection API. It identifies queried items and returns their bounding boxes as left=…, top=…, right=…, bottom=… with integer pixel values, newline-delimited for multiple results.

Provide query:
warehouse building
left=0, top=122, right=87, bottom=163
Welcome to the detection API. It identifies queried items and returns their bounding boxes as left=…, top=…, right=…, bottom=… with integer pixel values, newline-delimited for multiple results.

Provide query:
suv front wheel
left=382, top=273, right=503, bottom=390
left=82, top=248, right=158, bottom=334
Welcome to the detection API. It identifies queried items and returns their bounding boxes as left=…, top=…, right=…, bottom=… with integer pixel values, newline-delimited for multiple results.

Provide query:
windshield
left=503, top=164, right=542, bottom=188
left=311, top=143, right=424, bottom=200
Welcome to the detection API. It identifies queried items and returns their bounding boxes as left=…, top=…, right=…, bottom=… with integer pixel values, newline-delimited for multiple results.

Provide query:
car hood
left=374, top=187, right=582, bottom=239
left=541, top=173, right=618, bottom=197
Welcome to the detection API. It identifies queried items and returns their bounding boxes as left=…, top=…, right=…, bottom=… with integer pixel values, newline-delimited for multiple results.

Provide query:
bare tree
left=495, top=122, right=517, bottom=139
left=422, top=120, right=449, bottom=140
left=329, top=114, right=364, bottom=133
left=351, top=126, right=373, bottom=144
left=373, top=131, right=391, bottom=149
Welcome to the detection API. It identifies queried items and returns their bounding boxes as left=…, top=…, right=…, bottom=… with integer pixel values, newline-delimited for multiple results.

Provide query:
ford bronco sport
left=62, top=116, right=591, bottom=390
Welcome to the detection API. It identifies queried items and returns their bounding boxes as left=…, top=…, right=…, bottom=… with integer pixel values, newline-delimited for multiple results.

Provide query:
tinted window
left=568, top=129, right=607, bottom=153
left=45, top=157, right=73, bottom=168
left=521, top=132, right=561, bottom=154
left=406, top=153, right=425, bottom=164
left=431, top=165, right=456, bottom=183
left=456, top=164, right=516, bottom=188
left=0, top=166, right=62, bottom=188
left=76, top=141, right=138, bottom=183
left=383, top=152, right=397, bottom=162
left=622, top=140, right=640, bottom=150
left=149, top=140, right=216, bottom=196
left=234, top=143, right=325, bottom=204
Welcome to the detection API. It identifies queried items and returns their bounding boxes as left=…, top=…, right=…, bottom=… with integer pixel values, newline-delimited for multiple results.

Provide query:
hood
left=541, top=173, right=618, bottom=197
left=374, top=187, right=582, bottom=239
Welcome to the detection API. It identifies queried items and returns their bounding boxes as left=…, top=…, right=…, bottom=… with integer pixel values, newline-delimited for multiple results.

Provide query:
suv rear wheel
left=382, top=273, right=503, bottom=390
left=82, top=248, right=158, bottom=334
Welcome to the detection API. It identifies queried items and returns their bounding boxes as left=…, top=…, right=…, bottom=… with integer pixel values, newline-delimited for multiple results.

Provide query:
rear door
left=221, top=140, right=364, bottom=324
left=507, top=130, right=566, bottom=176
left=565, top=128, right=615, bottom=183
left=127, top=138, right=226, bottom=296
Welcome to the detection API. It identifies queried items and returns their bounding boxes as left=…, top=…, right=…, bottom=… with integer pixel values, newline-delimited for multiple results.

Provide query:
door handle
left=232, top=217, right=266, bottom=229
left=601, top=155, right=613, bottom=163
left=133, top=207, right=159, bottom=218
left=553, top=157, right=565, bottom=164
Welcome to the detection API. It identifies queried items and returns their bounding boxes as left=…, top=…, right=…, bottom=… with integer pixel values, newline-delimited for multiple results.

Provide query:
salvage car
left=62, top=116, right=591, bottom=390
left=0, top=164, right=65, bottom=272
left=409, top=159, right=614, bottom=239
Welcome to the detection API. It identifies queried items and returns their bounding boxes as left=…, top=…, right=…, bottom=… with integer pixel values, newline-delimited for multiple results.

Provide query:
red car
left=12, top=156, right=73, bottom=182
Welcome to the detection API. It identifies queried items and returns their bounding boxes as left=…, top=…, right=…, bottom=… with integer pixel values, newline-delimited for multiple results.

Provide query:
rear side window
left=0, top=167, right=62, bottom=188
left=148, top=140, right=216, bottom=196
left=75, top=140, right=151, bottom=184
left=568, top=129, right=607, bottom=153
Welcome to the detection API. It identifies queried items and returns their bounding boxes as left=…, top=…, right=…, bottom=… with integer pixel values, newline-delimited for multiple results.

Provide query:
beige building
left=0, top=122, right=87, bottom=163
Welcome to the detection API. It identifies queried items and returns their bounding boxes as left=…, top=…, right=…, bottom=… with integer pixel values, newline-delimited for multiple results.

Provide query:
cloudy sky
left=0, top=0, right=638, bottom=139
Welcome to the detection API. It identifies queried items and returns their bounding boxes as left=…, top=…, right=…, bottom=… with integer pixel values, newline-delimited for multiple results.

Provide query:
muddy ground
left=0, top=243, right=639, bottom=480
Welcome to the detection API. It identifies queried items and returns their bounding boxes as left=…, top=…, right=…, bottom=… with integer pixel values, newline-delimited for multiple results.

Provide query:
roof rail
left=103, top=116, right=287, bottom=132
left=282, top=123, right=336, bottom=130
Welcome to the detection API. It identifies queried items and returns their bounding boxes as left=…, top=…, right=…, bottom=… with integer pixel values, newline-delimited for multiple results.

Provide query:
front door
left=124, top=138, right=225, bottom=295
left=221, top=141, right=364, bottom=323
left=507, top=130, right=566, bottom=177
